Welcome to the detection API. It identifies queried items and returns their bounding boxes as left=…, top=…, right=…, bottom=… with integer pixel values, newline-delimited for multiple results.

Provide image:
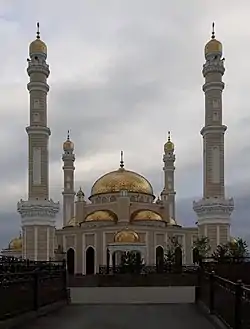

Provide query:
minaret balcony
left=27, top=63, right=50, bottom=76
left=193, top=197, right=234, bottom=223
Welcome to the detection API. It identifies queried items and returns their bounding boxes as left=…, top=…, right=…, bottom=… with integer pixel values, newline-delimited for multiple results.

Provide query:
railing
left=99, top=264, right=198, bottom=275
left=0, top=260, right=68, bottom=321
left=200, top=257, right=250, bottom=285
left=197, top=269, right=250, bottom=329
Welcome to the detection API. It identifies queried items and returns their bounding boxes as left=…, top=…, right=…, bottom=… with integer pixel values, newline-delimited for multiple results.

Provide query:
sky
left=0, top=0, right=250, bottom=248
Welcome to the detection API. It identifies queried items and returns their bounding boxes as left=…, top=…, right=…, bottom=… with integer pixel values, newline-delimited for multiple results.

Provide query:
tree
left=164, top=236, right=182, bottom=264
left=212, top=243, right=230, bottom=262
left=192, top=236, right=211, bottom=258
left=212, top=238, right=248, bottom=263
left=228, top=238, right=248, bottom=261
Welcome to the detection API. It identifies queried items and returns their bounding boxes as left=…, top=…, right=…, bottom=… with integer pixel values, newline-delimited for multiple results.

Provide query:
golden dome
left=67, top=217, right=77, bottom=227
left=205, top=38, right=222, bottom=55
left=205, top=23, right=222, bottom=56
left=29, top=38, right=47, bottom=56
left=63, top=140, right=74, bottom=150
left=9, top=236, right=22, bottom=251
left=85, top=210, right=117, bottom=222
left=131, top=210, right=162, bottom=221
left=169, top=218, right=178, bottom=226
left=164, top=131, right=174, bottom=152
left=230, top=237, right=237, bottom=244
left=29, top=23, right=47, bottom=56
left=114, top=229, right=139, bottom=243
left=91, top=168, right=153, bottom=196
left=63, top=131, right=74, bottom=150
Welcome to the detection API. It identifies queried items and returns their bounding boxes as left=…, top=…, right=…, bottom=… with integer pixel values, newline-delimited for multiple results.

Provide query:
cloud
left=0, top=0, right=250, bottom=247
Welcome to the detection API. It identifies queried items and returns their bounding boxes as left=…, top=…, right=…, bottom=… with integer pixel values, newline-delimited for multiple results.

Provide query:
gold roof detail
left=169, top=218, right=178, bottom=226
left=67, top=217, right=77, bottom=227
left=63, top=131, right=74, bottom=150
left=91, top=168, right=153, bottom=196
left=230, top=237, right=237, bottom=244
left=29, top=22, right=47, bottom=56
left=9, top=236, right=22, bottom=251
left=85, top=210, right=117, bottom=222
left=205, top=22, right=222, bottom=55
left=114, top=229, right=139, bottom=243
left=131, top=210, right=162, bottom=221
left=164, top=131, right=174, bottom=152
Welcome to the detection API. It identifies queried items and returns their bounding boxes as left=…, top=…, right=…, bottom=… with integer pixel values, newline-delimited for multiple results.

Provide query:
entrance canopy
left=109, top=228, right=147, bottom=257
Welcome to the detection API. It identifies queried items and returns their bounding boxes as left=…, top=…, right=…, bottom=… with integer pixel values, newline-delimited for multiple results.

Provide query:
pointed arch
left=66, top=248, right=75, bottom=275
left=156, top=245, right=164, bottom=272
left=85, top=246, right=95, bottom=275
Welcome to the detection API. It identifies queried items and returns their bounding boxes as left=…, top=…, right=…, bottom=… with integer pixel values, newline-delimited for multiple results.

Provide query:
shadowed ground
left=21, top=304, right=215, bottom=329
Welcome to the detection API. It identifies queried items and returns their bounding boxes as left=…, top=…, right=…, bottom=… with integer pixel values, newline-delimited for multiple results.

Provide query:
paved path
left=22, top=304, right=215, bottom=329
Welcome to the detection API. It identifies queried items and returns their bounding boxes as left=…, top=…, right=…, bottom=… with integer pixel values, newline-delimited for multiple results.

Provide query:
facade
left=2, top=23, right=234, bottom=274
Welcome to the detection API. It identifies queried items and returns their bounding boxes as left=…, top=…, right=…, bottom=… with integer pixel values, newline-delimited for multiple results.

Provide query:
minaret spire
left=36, top=22, right=40, bottom=39
left=211, top=22, right=215, bottom=39
left=120, top=150, right=124, bottom=169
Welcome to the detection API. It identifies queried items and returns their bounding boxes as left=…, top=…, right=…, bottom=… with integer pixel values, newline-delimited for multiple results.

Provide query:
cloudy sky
left=0, top=0, right=250, bottom=248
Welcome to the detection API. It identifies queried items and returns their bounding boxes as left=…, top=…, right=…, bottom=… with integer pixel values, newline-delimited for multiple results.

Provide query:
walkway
left=21, top=304, right=215, bottom=329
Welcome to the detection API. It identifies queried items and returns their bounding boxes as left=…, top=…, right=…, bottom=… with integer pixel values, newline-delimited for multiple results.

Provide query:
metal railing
left=99, top=264, right=198, bottom=275
left=197, top=269, right=250, bottom=329
left=0, top=259, right=68, bottom=321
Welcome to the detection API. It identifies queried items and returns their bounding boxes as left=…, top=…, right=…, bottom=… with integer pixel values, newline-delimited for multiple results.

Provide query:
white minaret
left=161, top=132, right=176, bottom=221
left=62, top=131, right=75, bottom=227
left=193, top=24, right=234, bottom=251
left=17, top=23, right=59, bottom=261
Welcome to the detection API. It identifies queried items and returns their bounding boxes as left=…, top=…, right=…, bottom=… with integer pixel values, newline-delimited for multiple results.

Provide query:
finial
left=120, top=150, right=124, bottom=168
left=67, top=130, right=70, bottom=141
left=211, top=22, right=215, bottom=39
left=36, top=22, right=40, bottom=39
left=168, top=131, right=171, bottom=142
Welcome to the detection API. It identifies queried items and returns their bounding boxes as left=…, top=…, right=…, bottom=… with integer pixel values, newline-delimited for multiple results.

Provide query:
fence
left=200, top=257, right=250, bottom=285
left=197, top=269, right=250, bottom=329
left=0, top=259, right=68, bottom=321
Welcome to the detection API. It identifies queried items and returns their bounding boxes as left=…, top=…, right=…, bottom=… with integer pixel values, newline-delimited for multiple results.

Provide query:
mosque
left=1, top=23, right=234, bottom=274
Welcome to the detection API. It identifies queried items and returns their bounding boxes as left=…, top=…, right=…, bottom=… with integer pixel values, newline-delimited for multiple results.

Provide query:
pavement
left=21, top=304, right=215, bottom=329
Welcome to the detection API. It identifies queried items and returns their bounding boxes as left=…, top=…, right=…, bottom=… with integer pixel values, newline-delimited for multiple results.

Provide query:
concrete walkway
left=21, top=304, right=215, bottom=329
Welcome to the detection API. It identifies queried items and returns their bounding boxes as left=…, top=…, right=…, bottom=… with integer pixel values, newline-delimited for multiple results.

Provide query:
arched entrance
left=85, top=246, right=95, bottom=275
left=66, top=248, right=75, bottom=275
left=156, top=246, right=164, bottom=272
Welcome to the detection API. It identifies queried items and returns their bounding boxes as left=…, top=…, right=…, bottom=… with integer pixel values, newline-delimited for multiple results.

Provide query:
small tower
left=75, top=187, right=86, bottom=224
left=62, top=131, right=76, bottom=227
left=17, top=23, right=59, bottom=261
left=193, top=24, right=234, bottom=252
left=161, top=132, right=176, bottom=220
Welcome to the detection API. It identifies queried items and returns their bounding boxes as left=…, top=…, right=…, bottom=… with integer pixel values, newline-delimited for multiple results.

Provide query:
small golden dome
left=67, top=217, right=77, bottom=227
left=131, top=209, right=162, bottom=221
left=91, top=168, right=153, bottom=196
left=205, top=38, right=222, bottom=55
left=29, top=38, right=47, bottom=56
left=230, top=237, right=237, bottom=244
left=29, top=23, right=47, bottom=56
left=85, top=210, right=117, bottom=222
left=63, top=140, right=74, bottom=150
left=9, top=236, right=22, bottom=250
left=164, top=131, right=174, bottom=152
left=63, top=131, right=74, bottom=150
left=114, top=229, right=139, bottom=243
left=169, top=217, right=178, bottom=226
left=205, top=23, right=222, bottom=56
